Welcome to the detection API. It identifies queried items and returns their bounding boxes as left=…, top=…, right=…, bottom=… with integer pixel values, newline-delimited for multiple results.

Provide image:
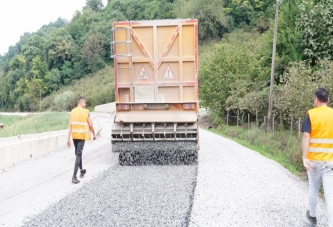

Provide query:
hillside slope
left=39, top=40, right=218, bottom=111
left=40, top=65, right=114, bottom=111
left=0, top=0, right=277, bottom=112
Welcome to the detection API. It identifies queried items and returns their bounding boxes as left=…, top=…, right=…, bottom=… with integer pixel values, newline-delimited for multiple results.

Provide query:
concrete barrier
left=0, top=113, right=103, bottom=172
left=0, top=112, right=40, bottom=116
left=94, top=102, right=116, bottom=114
left=0, top=130, right=67, bottom=171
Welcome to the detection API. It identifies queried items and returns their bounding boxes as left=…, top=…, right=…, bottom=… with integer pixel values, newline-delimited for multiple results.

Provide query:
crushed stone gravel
left=21, top=127, right=329, bottom=227
left=189, top=129, right=328, bottom=227
left=23, top=165, right=197, bottom=227
left=113, top=141, right=198, bottom=166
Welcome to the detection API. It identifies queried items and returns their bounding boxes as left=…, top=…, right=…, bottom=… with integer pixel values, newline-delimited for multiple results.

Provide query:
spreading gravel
left=189, top=129, right=328, bottom=227
left=23, top=165, right=197, bottom=227
left=113, top=141, right=198, bottom=166
left=20, top=126, right=329, bottom=227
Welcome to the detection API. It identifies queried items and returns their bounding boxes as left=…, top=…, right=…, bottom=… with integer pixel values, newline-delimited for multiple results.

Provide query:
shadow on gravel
left=23, top=165, right=198, bottom=227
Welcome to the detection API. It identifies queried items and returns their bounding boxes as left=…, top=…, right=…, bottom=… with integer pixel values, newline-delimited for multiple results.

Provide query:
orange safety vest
left=307, top=106, right=333, bottom=161
left=70, top=107, right=92, bottom=140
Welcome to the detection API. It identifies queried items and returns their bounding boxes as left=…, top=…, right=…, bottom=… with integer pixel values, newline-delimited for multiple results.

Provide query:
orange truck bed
left=111, top=19, right=199, bottom=124
left=111, top=19, right=199, bottom=147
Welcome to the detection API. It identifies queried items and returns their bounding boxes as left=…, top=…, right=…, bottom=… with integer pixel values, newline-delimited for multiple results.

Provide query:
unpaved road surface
left=189, top=130, right=327, bottom=227
left=0, top=118, right=328, bottom=226
left=0, top=113, right=116, bottom=226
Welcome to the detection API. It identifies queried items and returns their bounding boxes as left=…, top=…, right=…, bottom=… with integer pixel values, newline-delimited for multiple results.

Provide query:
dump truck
left=110, top=19, right=199, bottom=165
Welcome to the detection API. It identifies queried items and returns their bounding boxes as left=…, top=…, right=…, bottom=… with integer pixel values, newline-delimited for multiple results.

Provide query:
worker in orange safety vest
left=67, top=96, right=96, bottom=184
left=302, top=87, right=333, bottom=227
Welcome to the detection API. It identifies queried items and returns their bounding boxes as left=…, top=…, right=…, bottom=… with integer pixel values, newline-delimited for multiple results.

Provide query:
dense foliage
left=298, top=0, right=333, bottom=63
left=0, top=0, right=331, bottom=117
left=223, top=0, right=275, bottom=31
left=275, top=61, right=333, bottom=119
left=200, top=0, right=333, bottom=125
left=199, top=31, right=272, bottom=124
left=0, top=0, right=186, bottom=111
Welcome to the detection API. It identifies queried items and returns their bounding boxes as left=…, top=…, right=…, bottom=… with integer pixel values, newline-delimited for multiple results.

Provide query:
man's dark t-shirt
left=301, top=114, right=311, bottom=133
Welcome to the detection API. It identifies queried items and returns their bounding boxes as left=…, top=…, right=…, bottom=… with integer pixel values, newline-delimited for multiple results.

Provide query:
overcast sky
left=0, top=0, right=107, bottom=56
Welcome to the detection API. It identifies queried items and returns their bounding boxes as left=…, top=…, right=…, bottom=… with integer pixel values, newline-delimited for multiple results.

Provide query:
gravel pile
left=189, top=129, right=328, bottom=227
left=23, top=165, right=197, bottom=227
left=113, top=141, right=198, bottom=166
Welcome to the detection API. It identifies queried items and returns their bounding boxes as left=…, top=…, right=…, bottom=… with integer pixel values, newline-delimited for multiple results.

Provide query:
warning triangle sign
left=163, top=66, right=174, bottom=79
left=138, top=66, right=149, bottom=79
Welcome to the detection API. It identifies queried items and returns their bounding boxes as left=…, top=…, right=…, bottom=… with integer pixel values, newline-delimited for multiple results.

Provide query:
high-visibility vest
left=308, top=106, right=333, bottom=161
left=70, top=107, right=92, bottom=140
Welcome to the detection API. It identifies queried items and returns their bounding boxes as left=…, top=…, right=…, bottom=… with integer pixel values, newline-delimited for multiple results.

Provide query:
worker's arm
left=67, top=121, right=72, bottom=148
left=88, top=118, right=96, bottom=140
left=302, top=132, right=312, bottom=171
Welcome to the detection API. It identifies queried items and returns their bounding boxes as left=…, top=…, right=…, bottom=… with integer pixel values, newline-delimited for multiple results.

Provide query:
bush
left=199, top=30, right=271, bottom=122
left=53, top=91, right=76, bottom=111
left=41, top=65, right=114, bottom=111
left=275, top=60, right=333, bottom=119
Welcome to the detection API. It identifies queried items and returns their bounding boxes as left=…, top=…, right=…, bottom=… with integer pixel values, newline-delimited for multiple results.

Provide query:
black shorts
left=73, top=139, right=85, bottom=155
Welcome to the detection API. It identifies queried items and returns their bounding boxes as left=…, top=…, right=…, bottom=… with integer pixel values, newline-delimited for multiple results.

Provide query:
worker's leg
left=73, top=139, right=84, bottom=177
left=308, top=162, right=323, bottom=217
left=323, top=165, right=333, bottom=227
left=77, top=140, right=85, bottom=170
left=73, top=154, right=81, bottom=177
left=73, top=139, right=79, bottom=153
left=79, top=156, right=83, bottom=170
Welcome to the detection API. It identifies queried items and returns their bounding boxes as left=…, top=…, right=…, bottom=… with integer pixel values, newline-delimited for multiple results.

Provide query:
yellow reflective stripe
left=72, top=129, right=90, bottom=133
left=71, top=121, right=88, bottom=126
left=310, top=139, right=333, bottom=144
left=307, top=152, right=333, bottom=161
left=308, top=147, right=333, bottom=153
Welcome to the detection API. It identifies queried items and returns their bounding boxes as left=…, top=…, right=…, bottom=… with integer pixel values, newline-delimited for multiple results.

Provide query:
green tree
left=200, top=31, right=271, bottom=123
left=8, top=55, right=26, bottom=71
left=18, top=93, right=33, bottom=111
left=175, top=0, right=228, bottom=40
left=31, top=56, right=48, bottom=79
left=44, top=69, right=61, bottom=93
left=26, top=78, right=45, bottom=111
left=45, top=28, right=77, bottom=69
left=298, top=0, right=333, bottom=62
left=81, top=32, right=106, bottom=73
left=228, top=0, right=254, bottom=26
left=53, top=91, right=75, bottom=111
left=67, top=9, right=99, bottom=47
left=36, top=18, right=67, bottom=37
left=7, top=70, right=21, bottom=88
left=61, top=61, right=74, bottom=85
left=21, top=35, right=46, bottom=64
left=86, top=0, right=104, bottom=11
left=275, top=61, right=333, bottom=119
left=15, top=77, right=28, bottom=98
left=276, top=0, right=303, bottom=73
left=224, top=0, right=275, bottom=30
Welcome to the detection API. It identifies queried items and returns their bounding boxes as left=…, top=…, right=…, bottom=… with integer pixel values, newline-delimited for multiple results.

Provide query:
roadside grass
left=0, top=112, right=69, bottom=138
left=210, top=125, right=305, bottom=178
